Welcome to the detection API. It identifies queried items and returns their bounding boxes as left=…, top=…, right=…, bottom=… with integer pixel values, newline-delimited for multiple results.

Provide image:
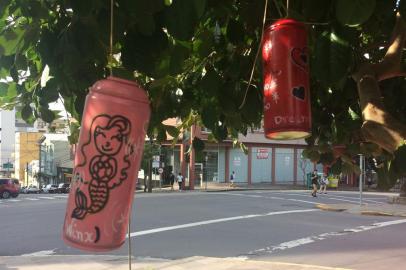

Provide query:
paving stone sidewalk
left=0, top=255, right=352, bottom=270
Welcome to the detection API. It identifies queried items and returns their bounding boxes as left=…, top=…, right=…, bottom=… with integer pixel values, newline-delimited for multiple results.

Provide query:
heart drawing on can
left=291, top=47, right=308, bottom=71
left=292, top=86, right=305, bottom=100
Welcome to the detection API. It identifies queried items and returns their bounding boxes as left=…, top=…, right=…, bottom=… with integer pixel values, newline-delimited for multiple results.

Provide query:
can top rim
left=266, top=18, right=305, bottom=30
left=91, top=76, right=150, bottom=104
left=107, top=76, right=142, bottom=88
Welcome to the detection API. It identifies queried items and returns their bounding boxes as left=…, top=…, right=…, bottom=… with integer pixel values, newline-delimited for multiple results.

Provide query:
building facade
left=14, top=132, right=44, bottom=186
left=39, top=133, right=73, bottom=186
left=0, top=109, right=15, bottom=176
left=156, top=123, right=320, bottom=189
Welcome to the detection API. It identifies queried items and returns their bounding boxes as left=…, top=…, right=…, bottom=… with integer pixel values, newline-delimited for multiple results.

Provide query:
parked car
left=39, top=185, right=47, bottom=193
left=0, top=178, right=20, bottom=199
left=57, top=183, right=70, bottom=193
left=20, top=186, right=27, bottom=193
left=43, top=184, right=58, bottom=193
left=25, top=185, right=40, bottom=194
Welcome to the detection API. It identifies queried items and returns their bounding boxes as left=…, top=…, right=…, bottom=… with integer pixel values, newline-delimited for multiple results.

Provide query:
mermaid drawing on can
left=71, top=114, right=132, bottom=220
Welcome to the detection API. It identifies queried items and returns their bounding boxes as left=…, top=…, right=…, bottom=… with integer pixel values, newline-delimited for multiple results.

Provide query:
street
left=1, top=190, right=405, bottom=270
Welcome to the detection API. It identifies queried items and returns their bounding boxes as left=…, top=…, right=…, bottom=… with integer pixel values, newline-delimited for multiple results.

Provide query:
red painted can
left=62, top=77, right=150, bottom=251
left=262, top=19, right=311, bottom=140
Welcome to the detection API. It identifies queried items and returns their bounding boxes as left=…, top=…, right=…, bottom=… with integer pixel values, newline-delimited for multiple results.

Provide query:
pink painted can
left=62, top=76, right=150, bottom=251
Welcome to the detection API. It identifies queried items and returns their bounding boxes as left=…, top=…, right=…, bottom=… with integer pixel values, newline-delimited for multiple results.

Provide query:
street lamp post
left=205, top=155, right=208, bottom=190
left=37, top=136, right=46, bottom=189
left=359, top=154, right=364, bottom=206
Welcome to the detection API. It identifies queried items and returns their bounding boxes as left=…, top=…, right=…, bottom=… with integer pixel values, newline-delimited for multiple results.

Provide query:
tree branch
left=353, top=64, right=406, bottom=153
left=375, top=12, right=406, bottom=81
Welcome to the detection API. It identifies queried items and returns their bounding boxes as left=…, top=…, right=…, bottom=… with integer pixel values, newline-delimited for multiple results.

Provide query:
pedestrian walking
left=311, top=169, right=319, bottom=197
left=169, top=171, right=175, bottom=191
left=366, top=171, right=373, bottom=189
left=230, top=171, right=236, bottom=187
left=177, top=173, right=183, bottom=191
left=319, top=173, right=328, bottom=194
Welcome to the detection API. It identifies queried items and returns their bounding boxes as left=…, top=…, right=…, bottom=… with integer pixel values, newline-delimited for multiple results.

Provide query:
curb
left=316, top=204, right=347, bottom=212
left=317, top=203, right=406, bottom=217
left=360, top=211, right=395, bottom=216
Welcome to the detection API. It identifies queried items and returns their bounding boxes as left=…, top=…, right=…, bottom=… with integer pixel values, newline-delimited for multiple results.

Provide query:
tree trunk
left=144, top=174, right=147, bottom=192
left=400, top=178, right=406, bottom=197
left=148, top=155, right=153, bottom=193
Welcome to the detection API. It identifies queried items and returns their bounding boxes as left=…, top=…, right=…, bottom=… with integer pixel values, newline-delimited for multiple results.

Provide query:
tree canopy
left=1, top=0, right=406, bottom=187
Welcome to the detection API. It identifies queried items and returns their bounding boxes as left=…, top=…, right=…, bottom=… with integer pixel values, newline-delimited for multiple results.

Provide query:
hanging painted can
left=62, top=77, right=150, bottom=251
left=262, top=18, right=311, bottom=140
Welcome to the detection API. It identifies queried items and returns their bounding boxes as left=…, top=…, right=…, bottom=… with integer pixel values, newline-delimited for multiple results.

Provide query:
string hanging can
left=62, top=77, right=150, bottom=251
left=262, top=19, right=312, bottom=140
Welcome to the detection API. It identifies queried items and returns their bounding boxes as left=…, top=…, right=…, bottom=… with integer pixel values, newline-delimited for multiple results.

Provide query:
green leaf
left=303, top=0, right=332, bottom=22
left=192, top=0, right=206, bottom=18
left=335, top=0, right=376, bottom=27
left=226, top=19, right=244, bottom=45
left=68, top=122, right=80, bottom=144
left=400, top=0, right=406, bottom=19
left=21, top=104, right=32, bottom=121
left=319, top=152, right=335, bottom=165
left=156, top=126, right=167, bottom=142
left=240, top=85, right=262, bottom=124
left=136, top=14, right=156, bottom=36
left=169, top=44, right=189, bottom=74
left=122, top=28, right=169, bottom=76
left=201, top=104, right=217, bottom=130
left=212, top=123, right=228, bottom=141
left=348, top=106, right=360, bottom=120
left=0, top=82, right=8, bottom=96
left=39, top=107, right=55, bottom=123
left=193, top=30, right=214, bottom=57
left=7, top=82, right=17, bottom=98
left=192, top=137, right=205, bottom=151
left=312, top=30, right=352, bottom=85
left=165, top=125, right=180, bottom=138
left=0, top=27, right=25, bottom=56
left=68, top=0, right=94, bottom=16
left=329, top=159, right=342, bottom=175
left=392, top=145, right=406, bottom=174
left=164, top=0, right=198, bottom=40
left=200, top=68, right=221, bottom=95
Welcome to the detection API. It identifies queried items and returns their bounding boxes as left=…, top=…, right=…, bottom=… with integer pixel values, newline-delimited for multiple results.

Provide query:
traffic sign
left=152, top=161, right=160, bottom=168
left=158, top=168, right=164, bottom=174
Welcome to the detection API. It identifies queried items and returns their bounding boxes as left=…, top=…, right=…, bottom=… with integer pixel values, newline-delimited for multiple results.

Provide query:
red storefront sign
left=256, top=148, right=269, bottom=159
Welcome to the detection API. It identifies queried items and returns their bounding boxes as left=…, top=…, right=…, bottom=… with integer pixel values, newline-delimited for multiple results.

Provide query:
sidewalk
left=0, top=255, right=352, bottom=270
left=316, top=202, right=406, bottom=217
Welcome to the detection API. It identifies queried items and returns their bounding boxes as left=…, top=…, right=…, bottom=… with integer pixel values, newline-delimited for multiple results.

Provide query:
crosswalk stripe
left=38, top=196, right=55, bottom=200
left=54, top=195, right=68, bottom=198
left=25, top=198, right=40, bottom=201
left=8, top=199, right=21, bottom=202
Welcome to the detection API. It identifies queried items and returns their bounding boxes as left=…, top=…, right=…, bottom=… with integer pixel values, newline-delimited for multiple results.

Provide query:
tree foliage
left=1, top=0, right=406, bottom=182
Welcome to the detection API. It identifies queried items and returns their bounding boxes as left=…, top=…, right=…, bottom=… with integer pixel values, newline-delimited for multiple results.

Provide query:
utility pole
left=359, top=154, right=364, bottom=206
left=37, top=136, right=46, bottom=188
left=26, top=162, right=28, bottom=187
left=38, top=144, right=42, bottom=188
left=148, top=140, right=153, bottom=193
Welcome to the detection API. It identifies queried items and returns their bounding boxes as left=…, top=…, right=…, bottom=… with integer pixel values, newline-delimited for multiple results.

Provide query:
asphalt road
left=1, top=190, right=405, bottom=270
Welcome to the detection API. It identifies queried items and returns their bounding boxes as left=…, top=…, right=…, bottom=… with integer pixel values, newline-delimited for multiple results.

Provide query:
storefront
left=57, top=167, right=73, bottom=184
